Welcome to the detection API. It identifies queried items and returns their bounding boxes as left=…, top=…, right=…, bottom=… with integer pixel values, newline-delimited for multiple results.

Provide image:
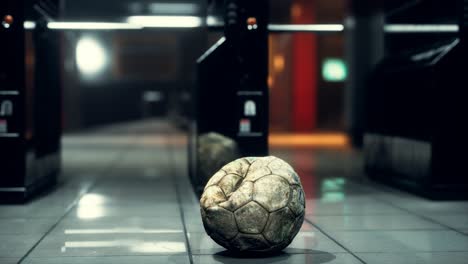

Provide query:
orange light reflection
left=269, top=133, right=349, bottom=148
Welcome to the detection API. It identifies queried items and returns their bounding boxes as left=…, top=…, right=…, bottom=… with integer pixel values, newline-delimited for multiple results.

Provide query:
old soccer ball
left=200, top=156, right=305, bottom=253
left=197, top=132, right=240, bottom=187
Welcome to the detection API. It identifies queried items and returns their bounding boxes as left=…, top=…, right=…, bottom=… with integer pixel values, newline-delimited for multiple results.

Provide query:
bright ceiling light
left=268, top=24, right=344, bottom=32
left=24, top=21, right=36, bottom=29
left=127, top=16, right=202, bottom=28
left=48, top=22, right=142, bottom=30
left=76, top=37, right=107, bottom=76
left=384, top=24, right=458, bottom=33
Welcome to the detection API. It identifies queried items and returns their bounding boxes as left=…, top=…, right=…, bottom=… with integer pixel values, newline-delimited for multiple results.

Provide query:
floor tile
left=0, top=258, right=20, bottom=264
left=0, top=219, right=55, bottom=234
left=421, top=214, right=468, bottom=229
left=192, top=252, right=362, bottom=264
left=380, top=198, right=468, bottom=215
left=28, top=233, right=187, bottom=257
left=305, top=199, right=406, bottom=216
left=23, top=255, right=190, bottom=264
left=358, top=252, right=468, bottom=264
left=187, top=231, right=347, bottom=255
left=72, top=191, right=179, bottom=206
left=51, top=217, right=184, bottom=237
left=4, top=121, right=468, bottom=264
left=0, top=234, right=43, bottom=258
left=0, top=205, right=70, bottom=219
left=329, top=230, right=468, bottom=253
left=65, top=204, right=181, bottom=220
left=307, top=214, right=445, bottom=231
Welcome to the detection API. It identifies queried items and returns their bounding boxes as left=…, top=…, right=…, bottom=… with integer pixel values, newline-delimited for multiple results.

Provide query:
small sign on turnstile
left=0, top=100, right=13, bottom=116
left=0, top=119, right=7, bottom=133
left=239, top=118, right=251, bottom=133
left=244, top=100, right=256, bottom=116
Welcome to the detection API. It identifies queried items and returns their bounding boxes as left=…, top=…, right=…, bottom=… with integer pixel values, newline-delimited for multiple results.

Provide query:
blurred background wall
left=59, top=0, right=349, bottom=135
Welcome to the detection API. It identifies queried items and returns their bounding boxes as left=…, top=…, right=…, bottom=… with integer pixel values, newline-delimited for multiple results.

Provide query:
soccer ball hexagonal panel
left=234, top=201, right=269, bottom=234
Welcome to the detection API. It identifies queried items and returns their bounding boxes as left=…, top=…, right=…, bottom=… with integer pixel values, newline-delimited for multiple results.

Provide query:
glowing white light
left=77, top=205, right=105, bottom=219
left=268, top=24, right=344, bottom=32
left=384, top=24, right=458, bottom=33
left=24, top=21, right=36, bottom=30
left=127, top=16, right=203, bottom=28
left=206, top=15, right=223, bottom=27
left=64, top=241, right=119, bottom=248
left=64, top=229, right=182, bottom=234
left=76, top=38, right=107, bottom=76
left=61, top=240, right=186, bottom=254
left=131, top=242, right=186, bottom=253
left=79, top=193, right=105, bottom=205
left=48, top=22, right=142, bottom=30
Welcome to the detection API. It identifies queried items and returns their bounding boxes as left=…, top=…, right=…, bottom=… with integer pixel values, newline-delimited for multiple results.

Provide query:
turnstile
left=0, top=0, right=61, bottom=202
left=364, top=2, right=468, bottom=199
left=189, top=0, right=269, bottom=194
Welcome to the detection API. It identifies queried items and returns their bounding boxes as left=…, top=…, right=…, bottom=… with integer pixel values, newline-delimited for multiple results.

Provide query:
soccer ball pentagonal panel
left=253, top=175, right=290, bottom=212
left=203, top=206, right=238, bottom=240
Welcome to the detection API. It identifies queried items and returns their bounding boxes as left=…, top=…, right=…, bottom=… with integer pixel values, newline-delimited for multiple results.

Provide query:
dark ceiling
left=62, top=0, right=206, bottom=20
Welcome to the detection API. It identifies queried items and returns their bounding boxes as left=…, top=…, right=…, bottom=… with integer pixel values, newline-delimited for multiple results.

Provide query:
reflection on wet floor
left=1, top=120, right=468, bottom=264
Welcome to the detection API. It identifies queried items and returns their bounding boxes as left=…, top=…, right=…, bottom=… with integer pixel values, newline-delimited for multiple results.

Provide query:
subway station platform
left=1, top=120, right=468, bottom=264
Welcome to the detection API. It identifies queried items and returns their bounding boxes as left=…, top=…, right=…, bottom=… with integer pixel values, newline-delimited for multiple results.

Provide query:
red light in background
left=3, top=15, right=13, bottom=25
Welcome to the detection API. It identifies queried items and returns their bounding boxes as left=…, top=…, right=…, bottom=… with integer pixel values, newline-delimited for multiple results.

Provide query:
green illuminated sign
left=322, top=58, right=347, bottom=82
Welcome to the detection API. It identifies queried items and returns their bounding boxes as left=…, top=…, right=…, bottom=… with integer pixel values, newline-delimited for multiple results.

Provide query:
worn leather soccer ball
left=197, top=132, right=240, bottom=188
left=200, top=156, right=305, bottom=253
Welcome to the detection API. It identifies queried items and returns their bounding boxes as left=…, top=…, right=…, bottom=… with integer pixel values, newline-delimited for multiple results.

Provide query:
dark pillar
left=345, top=0, right=384, bottom=147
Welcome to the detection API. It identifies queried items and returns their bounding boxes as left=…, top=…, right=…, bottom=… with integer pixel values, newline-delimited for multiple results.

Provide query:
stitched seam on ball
left=287, top=205, right=299, bottom=217
left=266, top=157, right=277, bottom=167
left=216, top=174, right=242, bottom=200
left=213, top=185, right=228, bottom=205
left=269, top=205, right=291, bottom=214
left=260, top=232, right=273, bottom=246
left=259, top=211, right=270, bottom=234
left=252, top=200, right=271, bottom=214
left=261, top=226, right=276, bottom=245
left=244, top=159, right=254, bottom=178
left=227, top=232, right=240, bottom=243
left=250, top=172, right=274, bottom=183
left=253, top=173, right=291, bottom=185
left=232, top=199, right=253, bottom=213
left=232, top=210, right=241, bottom=236
left=204, top=170, right=227, bottom=190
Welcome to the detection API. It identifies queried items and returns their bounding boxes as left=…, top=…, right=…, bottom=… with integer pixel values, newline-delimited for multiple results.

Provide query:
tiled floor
left=1, top=120, right=468, bottom=264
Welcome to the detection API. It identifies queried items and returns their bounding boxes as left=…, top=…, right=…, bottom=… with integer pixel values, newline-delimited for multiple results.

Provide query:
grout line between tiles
left=304, top=218, right=367, bottom=264
left=348, top=179, right=468, bottom=237
left=168, top=129, right=194, bottom=264
left=18, top=136, right=138, bottom=264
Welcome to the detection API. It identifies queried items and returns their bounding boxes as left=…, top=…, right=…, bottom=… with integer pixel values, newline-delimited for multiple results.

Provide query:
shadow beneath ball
left=213, top=249, right=336, bottom=263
